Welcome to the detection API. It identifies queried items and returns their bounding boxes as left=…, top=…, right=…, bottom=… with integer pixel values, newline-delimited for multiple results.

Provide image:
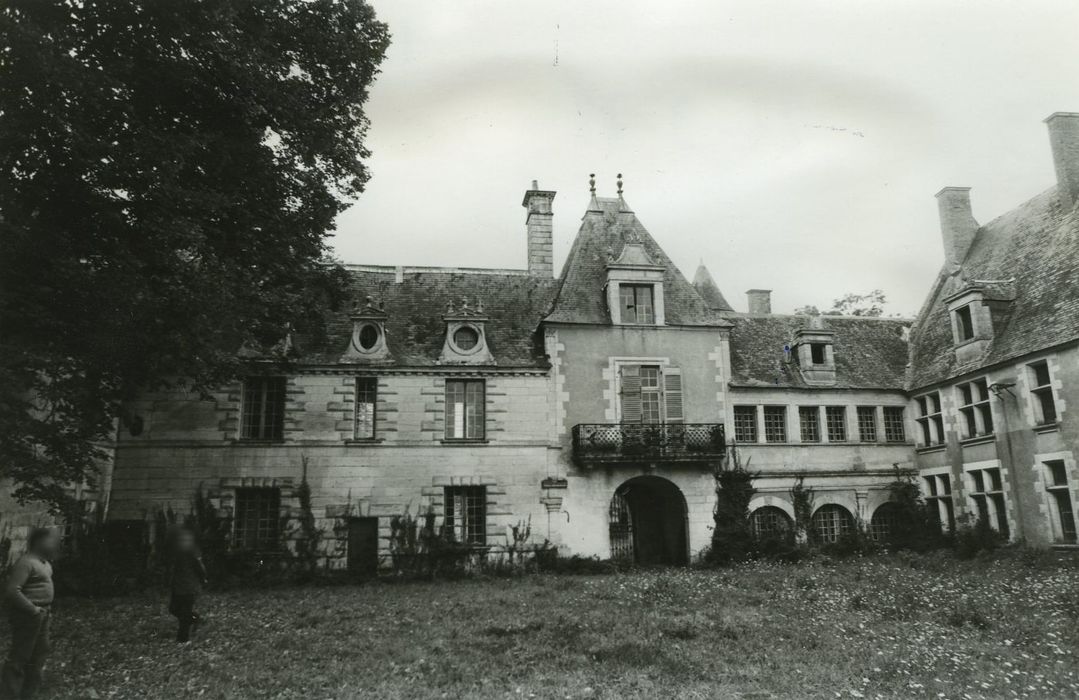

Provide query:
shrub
left=706, top=445, right=758, bottom=565
left=881, top=466, right=946, bottom=552
left=953, top=514, right=1002, bottom=559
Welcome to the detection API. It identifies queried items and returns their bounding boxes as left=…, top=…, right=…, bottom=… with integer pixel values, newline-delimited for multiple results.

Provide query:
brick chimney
left=935, top=187, right=979, bottom=268
left=746, top=289, right=772, bottom=314
left=522, top=180, right=555, bottom=277
left=1045, top=112, right=1079, bottom=208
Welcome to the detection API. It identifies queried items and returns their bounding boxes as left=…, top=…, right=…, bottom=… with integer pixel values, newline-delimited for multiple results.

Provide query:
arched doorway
left=608, top=476, right=688, bottom=565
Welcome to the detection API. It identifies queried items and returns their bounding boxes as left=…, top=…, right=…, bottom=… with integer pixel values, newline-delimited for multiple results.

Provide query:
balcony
left=571, top=423, right=727, bottom=466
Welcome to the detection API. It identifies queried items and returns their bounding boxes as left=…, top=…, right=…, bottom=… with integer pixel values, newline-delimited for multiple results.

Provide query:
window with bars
left=923, top=473, right=955, bottom=532
left=1028, top=361, right=1057, bottom=426
left=956, top=378, right=993, bottom=439
left=240, top=377, right=286, bottom=440
left=763, top=406, right=787, bottom=443
left=445, top=379, right=485, bottom=440
left=825, top=406, right=847, bottom=442
left=856, top=406, right=877, bottom=443
left=810, top=505, right=855, bottom=544
left=954, top=305, right=975, bottom=342
left=619, top=365, right=683, bottom=424
left=733, top=406, right=758, bottom=443
left=883, top=407, right=906, bottom=443
left=967, top=467, right=1009, bottom=538
left=354, top=377, right=377, bottom=440
left=1044, top=460, right=1077, bottom=544
left=799, top=406, right=820, bottom=443
left=915, top=392, right=944, bottom=446
left=234, top=488, right=281, bottom=551
left=619, top=284, right=655, bottom=325
left=444, top=486, right=487, bottom=546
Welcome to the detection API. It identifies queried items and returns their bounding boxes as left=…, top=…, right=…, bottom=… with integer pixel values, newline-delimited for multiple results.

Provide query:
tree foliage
left=0, top=0, right=390, bottom=510
left=828, top=289, right=887, bottom=317
left=707, top=448, right=758, bottom=564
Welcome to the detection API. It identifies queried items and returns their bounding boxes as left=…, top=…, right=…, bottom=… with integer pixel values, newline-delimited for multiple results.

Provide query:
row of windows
left=241, top=377, right=487, bottom=442
left=732, top=405, right=906, bottom=444
left=914, top=361, right=1059, bottom=447
left=234, top=486, right=488, bottom=551
left=748, top=504, right=906, bottom=544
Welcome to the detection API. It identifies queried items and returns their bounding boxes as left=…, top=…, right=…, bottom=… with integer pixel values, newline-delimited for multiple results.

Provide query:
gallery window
left=825, top=406, right=847, bottom=442
left=240, top=377, right=286, bottom=440
left=619, top=284, right=655, bottom=325
left=234, top=488, right=281, bottom=551
left=763, top=406, right=787, bottom=443
left=445, top=379, right=485, bottom=440
left=810, top=505, right=855, bottom=544
left=749, top=507, right=793, bottom=541
left=883, top=407, right=906, bottom=443
left=733, top=406, right=758, bottom=443
left=869, top=503, right=904, bottom=542
left=799, top=406, right=820, bottom=443
left=444, top=486, right=487, bottom=546
left=856, top=406, right=877, bottom=443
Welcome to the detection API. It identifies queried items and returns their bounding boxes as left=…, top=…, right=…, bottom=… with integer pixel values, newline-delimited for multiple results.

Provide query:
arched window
left=869, top=502, right=904, bottom=542
left=810, top=504, right=855, bottom=544
left=749, top=506, right=793, bottom=540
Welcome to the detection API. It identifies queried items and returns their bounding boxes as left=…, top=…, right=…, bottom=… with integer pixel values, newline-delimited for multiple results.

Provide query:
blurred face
left=34, top=531, right=59, bottom=559
left=176, top=531, right=195, bottom=552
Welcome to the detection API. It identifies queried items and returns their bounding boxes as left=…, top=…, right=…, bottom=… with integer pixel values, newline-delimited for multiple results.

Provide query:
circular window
left=453, top=325, right=480, bottom=351
left=357, top=323, right=381, bottom=351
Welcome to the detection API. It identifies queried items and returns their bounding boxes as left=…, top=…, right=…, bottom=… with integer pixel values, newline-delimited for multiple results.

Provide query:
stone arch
left=810, top=503, right=856, bottom=544
left=608, top=475, right=688, bottom=566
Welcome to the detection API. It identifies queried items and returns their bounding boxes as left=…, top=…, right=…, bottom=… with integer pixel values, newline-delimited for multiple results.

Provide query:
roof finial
left=589, top=173, right=596, bottom=194
left=616, top=173, right=623, bottom=196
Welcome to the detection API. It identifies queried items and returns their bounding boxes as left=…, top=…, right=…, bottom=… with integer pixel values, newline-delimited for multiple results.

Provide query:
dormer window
left=342, top=296, right=391, bottom=362
left=793, top=324, right=836, bottom=386
left=810, top=343, right=827, bottom=365
left=954, top=305, right=975, bottom=342
left=357, top=322, right=382, bottom=351
left=440, top=299, right=495, bottom=365
left=620, top=284, right=655, bottom=324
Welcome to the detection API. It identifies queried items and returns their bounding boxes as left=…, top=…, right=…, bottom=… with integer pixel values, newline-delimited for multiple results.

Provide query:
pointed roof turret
left=692, top=263, right=734, bottom=312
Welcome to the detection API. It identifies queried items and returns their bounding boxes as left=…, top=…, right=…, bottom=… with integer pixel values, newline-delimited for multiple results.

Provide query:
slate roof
left=295, top=266, right=558, bottom=368
left=545, top=197, right=731, bottom=327
left=692, top=264, right=735, bottom=312
left=908, top=187, right=1079, bottom=389
left=727, top=314, right=911, bottom=390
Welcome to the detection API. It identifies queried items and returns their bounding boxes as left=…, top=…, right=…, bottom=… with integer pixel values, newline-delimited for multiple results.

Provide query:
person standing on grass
left=1, top=527, right=58, bottom=700
left=168, top=528, right=208, bottom=643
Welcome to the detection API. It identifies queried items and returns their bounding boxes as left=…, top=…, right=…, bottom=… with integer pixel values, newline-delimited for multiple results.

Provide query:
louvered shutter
left=620, top=365, right=642, bottom=423
left=664, top=367, right=684, bottom=423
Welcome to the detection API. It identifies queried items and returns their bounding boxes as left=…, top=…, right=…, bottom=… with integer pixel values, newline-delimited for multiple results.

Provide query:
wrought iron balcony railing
left=571, top=423, right=727, bottom=464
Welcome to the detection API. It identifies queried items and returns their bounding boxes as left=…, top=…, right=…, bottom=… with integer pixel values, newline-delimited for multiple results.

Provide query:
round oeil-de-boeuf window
left=358, top=323, right=381, bottom=351
left=452, top=325, right=480, bottom=351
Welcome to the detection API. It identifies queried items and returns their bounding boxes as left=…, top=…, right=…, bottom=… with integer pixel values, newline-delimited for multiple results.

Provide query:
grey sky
left=331, top=1, right=1079, bottom=316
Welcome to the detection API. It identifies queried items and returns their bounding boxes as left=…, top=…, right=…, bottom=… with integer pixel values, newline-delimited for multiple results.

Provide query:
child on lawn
left=168, top=528, right=208, bottom=643
left=1, top=527, right=58, bottom=700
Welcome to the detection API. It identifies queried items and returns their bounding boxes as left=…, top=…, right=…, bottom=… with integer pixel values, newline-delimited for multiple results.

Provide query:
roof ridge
left=342, top=264, right=533, bottom=277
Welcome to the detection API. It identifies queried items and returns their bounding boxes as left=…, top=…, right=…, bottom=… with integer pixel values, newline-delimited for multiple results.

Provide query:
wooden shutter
left=663, top=367, right=684, bottom=423
left=620, top=365, right=642, bottom=423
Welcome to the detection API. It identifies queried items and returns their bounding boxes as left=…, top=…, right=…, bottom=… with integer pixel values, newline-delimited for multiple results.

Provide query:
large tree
left=0, top=1, right=389, bottom=511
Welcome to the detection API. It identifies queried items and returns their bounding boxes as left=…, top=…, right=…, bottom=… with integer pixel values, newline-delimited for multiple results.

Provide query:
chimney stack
left=1045, top=112, right=1079, bottom=208
left=935, top=187, right=979, bottom=268
left=522, top=181, right=556, bottom=277
left=746, top=289, right=772, bottom=314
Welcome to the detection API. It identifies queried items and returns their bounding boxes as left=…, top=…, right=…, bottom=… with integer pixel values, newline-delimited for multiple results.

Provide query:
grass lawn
left=10, top=552, right=1079, bottom=699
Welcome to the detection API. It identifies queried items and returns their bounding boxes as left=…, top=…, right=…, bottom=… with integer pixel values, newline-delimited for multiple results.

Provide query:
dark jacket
left=170, top=551, right=207, bottom=596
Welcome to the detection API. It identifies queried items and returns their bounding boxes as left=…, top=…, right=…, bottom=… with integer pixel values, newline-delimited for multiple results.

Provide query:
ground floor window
left=967, top=466, right=1009, bottom=538
left=810, top=504, right=855, bottom=544
left=923, top=473, right=955, bottom=532
left=1044, top=460, right=1077, bottom=543
left=234, top=487, right=281, bottom=551
left=749, top=506, right=793, bottom=540
left=444, top=486, right=487, bottom=546
left=869, top=502, right=904, bottom=542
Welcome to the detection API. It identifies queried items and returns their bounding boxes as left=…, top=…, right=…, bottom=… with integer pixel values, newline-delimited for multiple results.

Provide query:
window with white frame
left=763, top=406, right=787, bottom=443
left=618, top=364, right=684, bottom=424
left=957, top=378, right=993, bottom=439
left=354, top=377, right=377, bottom=440
left=810, top=504, right=855, bottom=544
left=923, top=473, right=955, bottom=532
left=733, top=406, right=757, bottom=443
left=799, top=406, right=820, bottom=443
left=914, top=392, right=944, bottom=446
left=883, top=407, right=906, bottom=443
left=640, top=366, right=663, bottom=423
left=619, top=284, right=655, bottom=325
left=967, top=466, right=1009, bottom=537
left=856, top=406, right=877, bottom=443
left=825, top=406, right=847, bottom=442
left=445, top=379, right=485, bottom=440
left=1028, top=361, right=1057, bottom=426
left=1044, top=460, right=1077, bottom=544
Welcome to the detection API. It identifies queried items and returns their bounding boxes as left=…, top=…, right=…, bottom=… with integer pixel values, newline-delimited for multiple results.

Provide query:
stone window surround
left=604, top=356, right=671, bottom=422
left=1033, top=450, right=1079, bottom=544
left=1022, top=357, right=1063, bottom=429
left=962, top=458, right=1013, bottom=540
left=605, top=270, right=666, bottom=326
left=955, top=376, right=994, bottom=441
left=920, top=465, right=955, bottom=532
left=728, top=403, right=909, bottom=446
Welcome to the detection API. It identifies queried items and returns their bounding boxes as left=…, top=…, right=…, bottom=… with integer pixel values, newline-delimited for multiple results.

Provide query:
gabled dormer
left=605, top=231, right=666, bottom=326
left=341, top=296, right=391, bottom=362
left=793, top=317, right=836, bottom=385
left=439, top=298, right=495, bottom=365
left=944, top=278, right=1015, bottom=365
